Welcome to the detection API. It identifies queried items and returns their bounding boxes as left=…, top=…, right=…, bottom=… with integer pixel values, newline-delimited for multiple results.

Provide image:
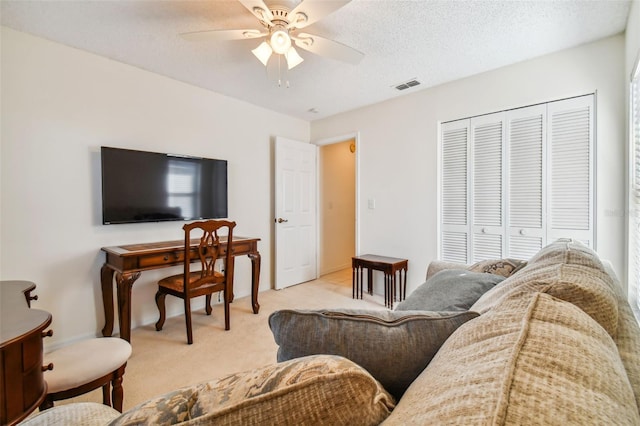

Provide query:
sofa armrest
left=426, top=261, right=469, bottom=280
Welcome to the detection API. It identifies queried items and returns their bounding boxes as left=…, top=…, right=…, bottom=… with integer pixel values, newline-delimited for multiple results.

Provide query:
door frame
left=313, top=132, right=361, bottom=274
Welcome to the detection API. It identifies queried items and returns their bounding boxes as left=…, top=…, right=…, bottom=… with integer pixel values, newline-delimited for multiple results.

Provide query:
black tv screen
left=101, top=146, right=228, bottom=224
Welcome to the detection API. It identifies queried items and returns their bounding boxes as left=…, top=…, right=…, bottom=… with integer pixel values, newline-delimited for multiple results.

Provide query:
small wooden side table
left=352, top=254, right=408, bottom=309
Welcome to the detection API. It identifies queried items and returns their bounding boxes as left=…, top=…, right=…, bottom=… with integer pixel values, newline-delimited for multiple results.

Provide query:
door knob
left=276, top=218, right=289, bottom=223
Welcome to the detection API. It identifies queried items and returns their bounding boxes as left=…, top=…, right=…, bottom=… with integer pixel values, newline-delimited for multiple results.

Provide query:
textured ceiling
left=0, top=0, right=632, bottom=121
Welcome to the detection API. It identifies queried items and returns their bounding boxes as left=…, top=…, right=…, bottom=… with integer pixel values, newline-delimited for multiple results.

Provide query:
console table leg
left=115, top=272, right=140, bottom=342
left=248, top=252, right=261, bottom=314
left=101, top=265, right=115, bottom=337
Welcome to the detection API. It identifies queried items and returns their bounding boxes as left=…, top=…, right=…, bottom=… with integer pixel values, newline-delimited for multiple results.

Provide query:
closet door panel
left=441, top=119, right=470, bottom=263
left=506, top=104, right=546, bottom=259
left=547, top=94, right=595, bottom=247
left=470, top=113, right=505, bottom=261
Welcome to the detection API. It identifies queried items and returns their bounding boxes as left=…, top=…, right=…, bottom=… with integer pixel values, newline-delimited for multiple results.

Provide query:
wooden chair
left=155, top=219, right=236, bottom=344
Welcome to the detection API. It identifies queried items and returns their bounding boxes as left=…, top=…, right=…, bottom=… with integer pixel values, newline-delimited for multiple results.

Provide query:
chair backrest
left=183, top=220, right=236, bottom=293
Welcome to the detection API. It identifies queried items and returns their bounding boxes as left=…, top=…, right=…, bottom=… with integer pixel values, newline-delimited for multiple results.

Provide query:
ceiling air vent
left=394, top=79, right=421, bottom=91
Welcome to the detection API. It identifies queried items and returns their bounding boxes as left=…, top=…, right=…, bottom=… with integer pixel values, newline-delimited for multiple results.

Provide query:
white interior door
left=275, top=137, right=317, bottom=289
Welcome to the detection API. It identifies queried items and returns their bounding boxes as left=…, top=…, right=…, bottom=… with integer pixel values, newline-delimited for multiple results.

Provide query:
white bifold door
left=440, top=94, right=595, bottom=263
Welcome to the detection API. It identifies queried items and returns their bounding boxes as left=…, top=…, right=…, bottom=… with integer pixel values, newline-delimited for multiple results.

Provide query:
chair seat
left=158, top=270, right=224, bottom=292
left=45, top=338, right=132, bottom=393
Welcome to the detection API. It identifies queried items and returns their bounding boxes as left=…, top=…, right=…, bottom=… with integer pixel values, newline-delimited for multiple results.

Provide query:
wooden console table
left=101, top=236, right=261, bottom=342
left=1, top=281, right=52, bottom=425
left=352, top=255, right=408, bottom=309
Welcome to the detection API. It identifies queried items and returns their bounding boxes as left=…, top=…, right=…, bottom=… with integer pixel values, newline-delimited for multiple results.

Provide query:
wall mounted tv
left=101, top=146, right=228, bottom=225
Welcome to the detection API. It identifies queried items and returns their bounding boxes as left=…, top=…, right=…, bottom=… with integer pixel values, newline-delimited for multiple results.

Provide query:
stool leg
left=384, top=273, right=389, bottom=308
left=102, top=382, right=111, bottom=407
left=39, top=396, right=54, bottom=411
left=391, top=272, right=397, bottom=309
left=351, top=266, right=356, bottom=299
left=402, top=268, right=407, bottom=301
left=112, top=372, right=124, bottom=412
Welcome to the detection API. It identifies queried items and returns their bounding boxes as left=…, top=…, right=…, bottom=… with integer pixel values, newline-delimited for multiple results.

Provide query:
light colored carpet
left=57, top=269, right=386, bottom=412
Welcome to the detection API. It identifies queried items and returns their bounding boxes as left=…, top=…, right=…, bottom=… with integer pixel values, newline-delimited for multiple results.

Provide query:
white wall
left=0, top=27, right=309, bottom=347
left=312, top=34, right=627, bottom=295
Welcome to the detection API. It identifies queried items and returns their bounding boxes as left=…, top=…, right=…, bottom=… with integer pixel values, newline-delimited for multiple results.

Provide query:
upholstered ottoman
left=40, top=337, right=132, bottom=412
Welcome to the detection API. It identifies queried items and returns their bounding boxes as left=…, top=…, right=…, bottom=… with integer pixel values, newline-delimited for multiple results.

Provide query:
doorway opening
left=317, top=136, right=357, bottom=279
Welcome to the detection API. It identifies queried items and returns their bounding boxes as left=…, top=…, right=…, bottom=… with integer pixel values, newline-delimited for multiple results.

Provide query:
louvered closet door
left=506, top=104, right=546, bottom=260
left=546, top=95, right=594, bottom=247
left=470, top=113, right=505, bottom=261
left=441, top=119, right=470, bottom=263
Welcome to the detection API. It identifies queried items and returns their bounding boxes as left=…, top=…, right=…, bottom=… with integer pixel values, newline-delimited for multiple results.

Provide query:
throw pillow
left=469, top=258, right=528, bottom=277
left=110, top=355, right=395, bottom=426
left=395, top=269, right=505, bottom=312
left=384, top=292, right=639, bottom=425
left=268, top=309, right=478, bottom=400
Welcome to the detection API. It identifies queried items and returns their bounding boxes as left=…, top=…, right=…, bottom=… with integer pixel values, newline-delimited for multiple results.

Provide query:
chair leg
left=224, top=287, right=230, bottom=331
left=205, top=294, right=213, bottom=315
left=184, top=297, right=194, bottom=344
left=155, top=291, right=167, bottom=331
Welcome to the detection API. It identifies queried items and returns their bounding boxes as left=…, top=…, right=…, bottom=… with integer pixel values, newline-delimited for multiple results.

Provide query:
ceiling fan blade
left=288, top=0, right=351, bottom=29
left=181, top=29, right=266, bottom=42
left=293, top=33, right=364, bottom=65
left=238, top=0, right=274, bottom=24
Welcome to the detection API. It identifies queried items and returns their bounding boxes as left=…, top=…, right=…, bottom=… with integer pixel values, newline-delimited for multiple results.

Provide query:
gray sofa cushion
left=395, top=269, right=505, bottom=312
left=268, top=309, right=478, bottom=400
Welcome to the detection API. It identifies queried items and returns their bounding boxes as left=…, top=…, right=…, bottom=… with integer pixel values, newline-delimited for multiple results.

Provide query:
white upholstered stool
left=40, top=337, right=132, bottom=412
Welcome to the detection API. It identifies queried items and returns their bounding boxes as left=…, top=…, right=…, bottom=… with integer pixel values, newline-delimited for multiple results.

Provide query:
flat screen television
left=101, top=146, right=228, bottom=225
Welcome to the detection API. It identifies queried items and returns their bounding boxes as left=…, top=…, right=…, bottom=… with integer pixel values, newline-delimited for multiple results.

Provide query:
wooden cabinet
left=0, top=281, right=52, bottom=425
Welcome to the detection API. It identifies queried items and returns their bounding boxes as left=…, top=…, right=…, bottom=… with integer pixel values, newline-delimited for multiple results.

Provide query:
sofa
left=21, top=239, right=640, bottom=425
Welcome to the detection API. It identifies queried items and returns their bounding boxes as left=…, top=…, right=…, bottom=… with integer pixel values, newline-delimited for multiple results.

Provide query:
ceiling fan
left=181, top=0, right=364, bottom=70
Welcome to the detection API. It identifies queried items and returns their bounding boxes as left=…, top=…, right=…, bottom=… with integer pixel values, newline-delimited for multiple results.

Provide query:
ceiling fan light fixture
left=252, top=41, right=273, bottom=66
left=285, top=46, right=304, bottom=69
left=270, top=27, right=291, bottom=55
